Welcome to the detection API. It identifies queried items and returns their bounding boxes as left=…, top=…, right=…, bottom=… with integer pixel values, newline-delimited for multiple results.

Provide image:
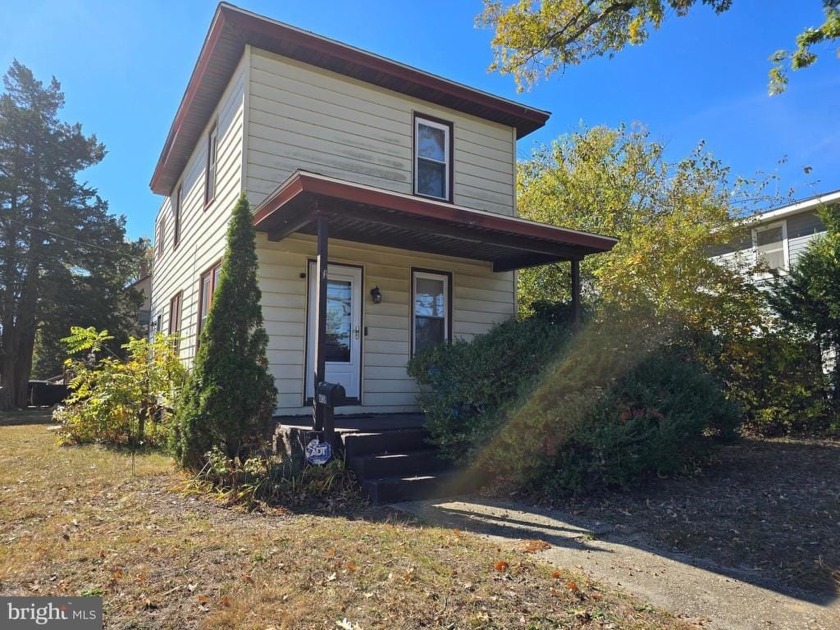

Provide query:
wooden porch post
left=313, top=214, right=328, bottom=433
left=571, top=259, right=581, bottom=326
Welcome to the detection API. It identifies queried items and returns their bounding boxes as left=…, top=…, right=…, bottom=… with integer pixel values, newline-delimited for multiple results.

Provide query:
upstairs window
left=753, top=222, right=787, bottom=272
left=198, top=262, right=222, bottom=336
left=412, top=269, right=451, bottom=355
left=414, top=115, right=452, bottom=202
left=205, top=124, right=218, bottom=205
left=173, top=185, right=182, bottom=250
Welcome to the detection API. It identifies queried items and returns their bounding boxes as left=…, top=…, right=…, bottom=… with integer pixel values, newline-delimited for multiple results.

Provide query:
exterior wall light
left=370, top=286, right=382, bottom=304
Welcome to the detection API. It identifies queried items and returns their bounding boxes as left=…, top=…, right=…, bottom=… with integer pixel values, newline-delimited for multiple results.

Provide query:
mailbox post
left=311, top=381, right=345, bottom=459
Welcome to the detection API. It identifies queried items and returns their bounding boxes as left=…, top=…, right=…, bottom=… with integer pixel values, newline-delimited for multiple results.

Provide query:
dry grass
left=561, top=437, right=840, bottom=596
left=0, top=410, right=694, bottom=629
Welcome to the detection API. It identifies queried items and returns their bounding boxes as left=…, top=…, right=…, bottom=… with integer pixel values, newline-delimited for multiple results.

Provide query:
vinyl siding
left=257, top=233, right=515, bottom=416
left=787, top=211, right=825, bottom=267
left=150, top=53, right=248, bottom=362
left=245, top=49, right=516, bottom=215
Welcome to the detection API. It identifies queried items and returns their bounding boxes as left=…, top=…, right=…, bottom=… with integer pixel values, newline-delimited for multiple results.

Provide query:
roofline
left=754, top=189, right=840, bottom=224
left=150, top=2, right=550, bottom=195
left=253, top=170, right=618, bottom=253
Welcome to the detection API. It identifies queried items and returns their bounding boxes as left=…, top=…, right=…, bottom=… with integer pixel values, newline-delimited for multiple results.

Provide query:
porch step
left=349, top=449, right=448, bottom=480
left=362, top=471, right=465, bottom=504
left=341, top=427, right=471, bottom=504
left=343, top=428, right=428, bottom=459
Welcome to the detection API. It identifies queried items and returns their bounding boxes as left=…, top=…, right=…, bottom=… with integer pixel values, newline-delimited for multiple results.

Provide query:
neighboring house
left=149, top=3, right=616, bottom=418
left=130, top=272, right=152, bottom=335
left=712, top=189, right=840, bottom=276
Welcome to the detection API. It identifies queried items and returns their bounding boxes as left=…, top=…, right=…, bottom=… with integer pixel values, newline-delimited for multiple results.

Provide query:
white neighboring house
left=711, top=189, right=840, bottom=277
left=148, top=3, right=616, bottom=418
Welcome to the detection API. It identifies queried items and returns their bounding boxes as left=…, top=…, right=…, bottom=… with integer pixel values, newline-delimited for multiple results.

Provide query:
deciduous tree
left=478, top=0, right=838, bottom=93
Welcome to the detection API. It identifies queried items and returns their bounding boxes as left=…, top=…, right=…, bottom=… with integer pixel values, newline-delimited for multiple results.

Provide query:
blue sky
left=2, top=0, right=838, bottom=240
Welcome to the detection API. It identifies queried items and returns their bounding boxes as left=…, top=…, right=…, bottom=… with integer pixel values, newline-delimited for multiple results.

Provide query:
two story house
left=149, top=3, right=616, bottom=419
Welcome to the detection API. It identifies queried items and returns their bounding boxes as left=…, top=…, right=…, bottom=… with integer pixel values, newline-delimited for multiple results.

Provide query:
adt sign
left=305, top=438, right=332, bottom=465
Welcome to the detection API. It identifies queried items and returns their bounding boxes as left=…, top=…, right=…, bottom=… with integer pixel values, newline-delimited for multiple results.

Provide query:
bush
left=414, top=309, right=738, bottom=497
left=542, top=348, right=739, bottom=495
left=56, top=327, right=186, bottom=448
left=406, top=303, right=575, bottom=462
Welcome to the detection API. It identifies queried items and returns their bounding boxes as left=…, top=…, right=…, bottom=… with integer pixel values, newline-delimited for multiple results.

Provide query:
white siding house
left=710, top=190, right=838, bottom=277
left=149, top=3, right=616, bottom=418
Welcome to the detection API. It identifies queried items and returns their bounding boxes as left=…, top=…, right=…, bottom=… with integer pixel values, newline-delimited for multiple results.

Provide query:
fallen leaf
left=551, top=571, right=561, bottom=579
left=521, top=539, right=551, bottom=553
left=220, top=595, right=231, bottom=608
left=494, top=560, right=509, bottom=572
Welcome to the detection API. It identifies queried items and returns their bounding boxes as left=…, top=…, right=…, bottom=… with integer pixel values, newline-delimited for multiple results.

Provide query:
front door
left=306, top=262, right=362, bottom=402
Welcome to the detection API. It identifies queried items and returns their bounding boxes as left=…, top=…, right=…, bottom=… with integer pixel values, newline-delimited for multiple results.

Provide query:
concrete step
left=349, top=449, right=448, bottom=480
left=342, top=428, right=429, bottom=459
left=362, top=471, right=466, bottom=504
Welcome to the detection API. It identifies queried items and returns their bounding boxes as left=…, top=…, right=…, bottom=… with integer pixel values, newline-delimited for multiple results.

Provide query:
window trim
left=197, top=261, right=222, bottom=339
left=413, top=113, right=453, bottom=203
left=752, top=220, right=789, bottom=274
left=205, top=123, right=218, bottom=207
left=168, top=291, right=183, bottom=334
left=172, top=184, right=182, bottom=250
left=410, top=268, right=453, bottom=356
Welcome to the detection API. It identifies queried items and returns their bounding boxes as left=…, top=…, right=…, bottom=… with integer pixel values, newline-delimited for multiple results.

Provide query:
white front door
left=305, top=262, right=362, bottom=401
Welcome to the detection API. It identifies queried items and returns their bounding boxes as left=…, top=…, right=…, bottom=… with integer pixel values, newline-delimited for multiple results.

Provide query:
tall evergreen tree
left=770, top=203, right=840, bottom=410
left=0, top=61, right=140, bottom=409
left=174, top=194, right=277, bottom=470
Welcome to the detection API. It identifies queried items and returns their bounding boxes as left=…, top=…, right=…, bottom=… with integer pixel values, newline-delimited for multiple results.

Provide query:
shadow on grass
left=0, top=408, right=56, bottom=426
left=382, top=438, right=840, bottom=608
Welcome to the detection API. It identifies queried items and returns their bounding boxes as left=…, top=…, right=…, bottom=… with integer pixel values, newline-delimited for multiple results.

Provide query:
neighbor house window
left=205, top=124, right=218, bottom=205
left=173, top=185, right=182, bottom=250
left=753, top=222, right=787, bottom=272
left=414, top=115, right=452, bottom=201
left=198, top=262, right=222, bottom=336
left=412, top=269, right=451, bottom=355
left=168, top=292, right=182, bottom=349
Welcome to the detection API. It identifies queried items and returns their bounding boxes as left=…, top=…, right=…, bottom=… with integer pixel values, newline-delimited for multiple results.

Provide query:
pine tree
left=0, top=61, right=140, bottom=409
left=174, top=194, right=277, bottom=470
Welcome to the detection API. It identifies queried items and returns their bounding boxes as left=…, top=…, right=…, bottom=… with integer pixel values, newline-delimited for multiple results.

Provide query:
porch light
left=370, top=286, right=382, bottom=304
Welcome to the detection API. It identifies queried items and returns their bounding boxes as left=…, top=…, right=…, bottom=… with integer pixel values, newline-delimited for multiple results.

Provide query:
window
left=168, top=292, right=182, bottom=348
left=155, top=217, right=165, bottom=259
left=205, top=125, right=218, bottom=205
left=198, top=262, right=222, bottom=335
left=173, top=185, right=182, bottom=250
left=412, top=269, right=451, bottom=355
left=414, top=115, right=452, bottom=201
left=753, top=222, right=787, bottom=272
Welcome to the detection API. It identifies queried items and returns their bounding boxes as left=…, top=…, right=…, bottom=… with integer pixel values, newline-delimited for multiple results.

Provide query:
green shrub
left=541, top=348, right=739, bottom=495
left=56, top=327, right=186, bottom=448
left=406, top=303, right=575, bottom=462
left=414, top=308, right=738, bottom=497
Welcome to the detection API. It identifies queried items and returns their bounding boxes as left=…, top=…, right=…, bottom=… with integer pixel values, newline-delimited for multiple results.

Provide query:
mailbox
left=316, top=381, right=346, bottom=408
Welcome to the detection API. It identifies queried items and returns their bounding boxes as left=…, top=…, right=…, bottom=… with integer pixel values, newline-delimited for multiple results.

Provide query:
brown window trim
left=169, top=291, right=183, bottom=350
left=412, top=112, right=454, bottom=204
left=410, top=267, right=453, bottom=357
left=197, top=260, right=222, bottom=341
left=204, top=123, right=218, bottom=208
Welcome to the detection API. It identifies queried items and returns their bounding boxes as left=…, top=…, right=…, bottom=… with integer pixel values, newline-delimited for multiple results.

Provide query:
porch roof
left=252, top=172, right=617, bottom=272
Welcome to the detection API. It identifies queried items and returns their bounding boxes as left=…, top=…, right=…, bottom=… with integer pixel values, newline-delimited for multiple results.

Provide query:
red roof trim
left=253, top=171, right=618, bottom=253
left=150, top=3, right=550, bottom=195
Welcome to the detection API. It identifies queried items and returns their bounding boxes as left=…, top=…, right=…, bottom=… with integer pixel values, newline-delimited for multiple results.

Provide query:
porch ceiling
left=252, top=172, right=617, bottom=272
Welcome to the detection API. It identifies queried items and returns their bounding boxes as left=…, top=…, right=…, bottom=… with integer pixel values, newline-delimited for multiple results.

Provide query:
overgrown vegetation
left=55, top=327, right=185, bottom=448
left=174, top=194, right=277, bottom=470
left=411, top=308, right=739, bottom=496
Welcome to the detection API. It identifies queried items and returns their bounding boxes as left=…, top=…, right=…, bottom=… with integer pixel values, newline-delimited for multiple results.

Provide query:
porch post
left=313, top=214, right=328, bottom=433
left=571, top=259, right=581, bottom=326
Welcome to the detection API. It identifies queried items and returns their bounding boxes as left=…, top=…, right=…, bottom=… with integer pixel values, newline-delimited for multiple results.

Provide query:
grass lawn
left=0, top=411, right=692, bottom=629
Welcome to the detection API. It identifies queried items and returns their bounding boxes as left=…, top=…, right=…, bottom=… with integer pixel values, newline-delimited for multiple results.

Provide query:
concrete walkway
left=393, top=498, right=840, bottom=630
